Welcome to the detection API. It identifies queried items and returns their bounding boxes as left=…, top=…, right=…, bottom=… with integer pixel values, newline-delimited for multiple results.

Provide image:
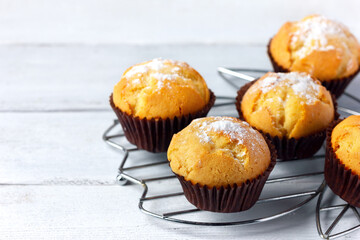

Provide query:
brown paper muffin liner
left=267, top=39, right=360, bottom=98
left=174, top=137, right=277, bottom=213
left=110, top=90, right=215, bottom=153
left=235, top=80, right=339, bottom=161
left=325, top=120, right=360, bottom=207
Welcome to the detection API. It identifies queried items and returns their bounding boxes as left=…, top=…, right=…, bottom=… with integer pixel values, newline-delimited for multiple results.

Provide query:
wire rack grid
left=103, top=68, right=360, bottom=236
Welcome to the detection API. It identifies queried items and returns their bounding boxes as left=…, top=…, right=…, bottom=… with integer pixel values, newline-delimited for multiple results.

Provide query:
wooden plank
left=0, top=110, right=330, bottom=184
left=0, top=44, right=268, bottom=111
left=0, top=0, right=358, bottom=45
left=0, top=111, right=119, bottom=183
left=0, top=185, right=325, bottom=240
left=1, top=44, right=358, bottom=112
left=0, top=102, right=248, bottom=184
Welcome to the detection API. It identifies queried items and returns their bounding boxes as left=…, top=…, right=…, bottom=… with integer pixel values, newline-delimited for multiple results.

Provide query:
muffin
left=325, top=116, right=360, bottom=207
left=268, top=15, right=360, bottom=98
left=236, top=72, right=337, bottom=160
left=110, top=58, right=215, bottom=152
left=168, top=116, right=276, bottom=212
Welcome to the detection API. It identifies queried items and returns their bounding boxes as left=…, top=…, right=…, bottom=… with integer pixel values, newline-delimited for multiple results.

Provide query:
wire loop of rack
left=103, top=118, right=326, bottom=226
left=316, top=186, right=360, bottom=239
left=103, top=68, right=360, bottom=233
left=218, top=68, right=360, bottom=238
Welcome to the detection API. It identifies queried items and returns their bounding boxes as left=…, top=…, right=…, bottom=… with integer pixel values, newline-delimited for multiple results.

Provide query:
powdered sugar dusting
left=132, top=79, right=140, bottom=85
left=259, top=72, right=320, bottom=104
left=151, top=72, right=181, bottom=89
left=258, top=76, right=278, bottom=93
left=123, top=58, right=187, bottom=90
left=192, top=117, right=263, bottom=148
left=124, top=58, right=165, bottom=78
left=291, top=15, right=347, bottom=59
left=190, top=117, right=268, bottom=166
left=203, top=120, right=245, bottom=144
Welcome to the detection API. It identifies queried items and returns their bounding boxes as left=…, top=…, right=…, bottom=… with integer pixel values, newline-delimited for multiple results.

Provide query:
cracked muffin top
left=269, top=15, right=360, bottom=81
left=168, top=116, right=271, bottom=188
left=241, top=72, right=335, bottom=139
left=112, top=58, right=210, bottom=119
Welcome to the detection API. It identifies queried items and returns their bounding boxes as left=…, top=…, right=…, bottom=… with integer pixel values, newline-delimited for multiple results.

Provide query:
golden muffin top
left=168, top=116, right=271, bottom=188
left=113, top=58, right=210, bottom=119
left=270, top=15, right=360, bottom=80
left=331, top=115, right=360, bottom=176
left=241, top=72, right=334, bottom=139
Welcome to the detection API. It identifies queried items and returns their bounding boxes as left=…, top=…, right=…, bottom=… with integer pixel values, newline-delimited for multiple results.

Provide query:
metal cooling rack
left=103, top=68, right=360, bottom=234
left=219, top=68, right=360, bottom=238
left=316, top=185, right=360, bottom=239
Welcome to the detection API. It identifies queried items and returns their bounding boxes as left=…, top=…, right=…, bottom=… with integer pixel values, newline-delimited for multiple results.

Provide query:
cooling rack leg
left=116, top=174, right=128, bottom=186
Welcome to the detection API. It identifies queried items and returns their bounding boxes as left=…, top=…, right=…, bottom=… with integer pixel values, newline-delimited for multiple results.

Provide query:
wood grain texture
left=1, top=45, right=359, bottom=112
left=0, top=44, right=359, bottom=239
left=1, top=1, right=360, bottom=237
left=0, top=185, right=321, bottom=240
left=0, top=45, right=265, bottom=111
left=0, top=0, right=359, bottom=45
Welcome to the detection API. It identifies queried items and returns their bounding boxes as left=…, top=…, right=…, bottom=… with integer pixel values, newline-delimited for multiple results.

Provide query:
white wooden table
left=1, top=44, right=360, bottom=239
left=1, top=0, right=360, bottom=238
